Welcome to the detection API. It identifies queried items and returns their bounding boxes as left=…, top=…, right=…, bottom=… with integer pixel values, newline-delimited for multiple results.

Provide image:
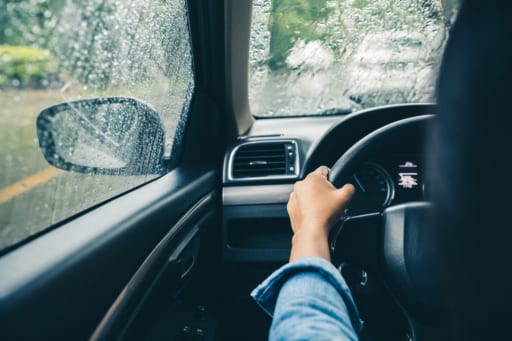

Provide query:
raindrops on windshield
left=249, top=0, right=460, bottom=117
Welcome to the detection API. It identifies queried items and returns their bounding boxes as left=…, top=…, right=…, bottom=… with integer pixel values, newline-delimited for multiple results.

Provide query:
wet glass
left=0, top=0, right=194, bottom=250
left=249, top=0, right=461, bottom=117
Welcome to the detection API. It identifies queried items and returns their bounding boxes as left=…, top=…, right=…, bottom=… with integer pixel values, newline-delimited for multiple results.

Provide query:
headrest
left=430, top=1, right=512, bottom=338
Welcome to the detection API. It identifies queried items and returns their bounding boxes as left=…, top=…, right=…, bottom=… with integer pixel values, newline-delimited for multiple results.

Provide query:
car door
left=0, top=1, right=226, bottom=339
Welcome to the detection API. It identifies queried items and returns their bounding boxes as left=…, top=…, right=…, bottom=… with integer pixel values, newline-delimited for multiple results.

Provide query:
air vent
left=230, top=141, right=298, bottom=179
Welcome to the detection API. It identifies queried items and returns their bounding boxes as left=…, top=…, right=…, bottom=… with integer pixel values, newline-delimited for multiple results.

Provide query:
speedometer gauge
left=347, top=163, right=394, bottom=215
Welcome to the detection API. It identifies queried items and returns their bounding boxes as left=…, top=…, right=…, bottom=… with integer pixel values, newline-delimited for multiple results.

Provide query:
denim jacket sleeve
left=251, top=256, right=363, bottom=341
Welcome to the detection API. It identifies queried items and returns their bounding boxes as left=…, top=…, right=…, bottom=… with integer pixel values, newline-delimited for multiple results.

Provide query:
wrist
left=292, top=227, right=328, bottom=242
left=290, top=228, right=331, bottom=263
left=296, top=219, right=331, bottom=238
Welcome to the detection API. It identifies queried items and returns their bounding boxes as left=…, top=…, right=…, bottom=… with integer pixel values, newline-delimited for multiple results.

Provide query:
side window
left=0, top=0, right=194, bottom=250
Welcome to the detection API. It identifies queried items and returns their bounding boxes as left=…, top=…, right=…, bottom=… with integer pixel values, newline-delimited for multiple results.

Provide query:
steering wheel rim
left=327, top=115, right=447, bottom=340
left=328, top=115, right=433, bottom=188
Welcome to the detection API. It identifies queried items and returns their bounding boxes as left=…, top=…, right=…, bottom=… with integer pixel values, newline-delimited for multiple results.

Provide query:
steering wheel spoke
left=330, top=212, right=381, bottom=271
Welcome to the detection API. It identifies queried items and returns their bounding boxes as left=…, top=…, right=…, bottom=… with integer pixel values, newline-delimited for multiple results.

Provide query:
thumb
left=335, top=183, right=356, bottom=206
left=314, top=165, right=330, bottom=178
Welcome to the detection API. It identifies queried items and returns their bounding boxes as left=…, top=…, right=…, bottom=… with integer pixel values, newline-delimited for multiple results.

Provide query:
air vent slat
left=234, top=161, right=286, bottom=165
left=230, top=141, right=298, bottom=179
left=236, top=152, right=283, bottom=155
left=237, top=146, right=283, bottom=151
left=234, top=164, right=286, bottom=169
left=236, top=153, right=283, bottom=157
left=235, top=169, right=286, bottom=173
left=235, top=155, right=284, bottom=160
left=236, top=153, right=284, bottom=158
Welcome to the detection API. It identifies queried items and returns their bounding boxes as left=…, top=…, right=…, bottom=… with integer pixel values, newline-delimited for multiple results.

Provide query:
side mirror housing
left=36, top=97, right=166, bottom=175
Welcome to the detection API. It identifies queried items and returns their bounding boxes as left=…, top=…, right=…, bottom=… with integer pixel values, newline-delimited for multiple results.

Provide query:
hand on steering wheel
left=287, top=166, right=355, bottom=263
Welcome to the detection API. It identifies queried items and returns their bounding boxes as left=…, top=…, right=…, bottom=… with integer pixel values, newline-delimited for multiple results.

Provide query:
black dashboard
left=222, top=104, right=434, bottom=263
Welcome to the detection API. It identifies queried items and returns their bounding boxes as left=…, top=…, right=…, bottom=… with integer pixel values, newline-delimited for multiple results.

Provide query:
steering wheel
left=328, top=115, right=444, bottom=341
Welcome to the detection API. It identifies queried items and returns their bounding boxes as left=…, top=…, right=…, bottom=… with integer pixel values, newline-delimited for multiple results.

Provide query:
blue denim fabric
left=251, top=257, right=363, bottom=341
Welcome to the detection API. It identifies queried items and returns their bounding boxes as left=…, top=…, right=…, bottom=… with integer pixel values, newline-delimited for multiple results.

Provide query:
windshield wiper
left=317, top=107, right=356, bottom=116
left=317, top=97, right=363, bottom=116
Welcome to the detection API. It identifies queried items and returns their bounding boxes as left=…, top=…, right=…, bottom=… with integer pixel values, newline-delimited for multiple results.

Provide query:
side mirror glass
left=36, top=97, right=166, bottom=175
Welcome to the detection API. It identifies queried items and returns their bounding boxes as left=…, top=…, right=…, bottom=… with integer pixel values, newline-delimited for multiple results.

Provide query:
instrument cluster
left=347, top=155, right=425, bottom=215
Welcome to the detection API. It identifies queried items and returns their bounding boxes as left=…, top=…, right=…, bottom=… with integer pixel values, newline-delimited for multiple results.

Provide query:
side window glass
left=0, top=0, right=194, bottom=250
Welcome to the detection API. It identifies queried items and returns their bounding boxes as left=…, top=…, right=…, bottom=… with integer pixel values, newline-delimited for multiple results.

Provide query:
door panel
left=0, top=165, right=219, bottom=340
left=92, top=199, right=216, bottom=340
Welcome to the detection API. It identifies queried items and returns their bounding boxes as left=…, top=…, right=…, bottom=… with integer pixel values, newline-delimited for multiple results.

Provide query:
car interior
left=1, top=0, right=511, bottom=340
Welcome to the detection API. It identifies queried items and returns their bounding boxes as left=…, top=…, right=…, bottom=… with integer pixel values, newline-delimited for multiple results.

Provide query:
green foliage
left=265, top=0, right=449, bottom=72
left=353, top=0, right=369, bottom=9
left=268, top=0, right=334, bottom=70
left=0, top=0, right=66, bottom=46
left=0, top=45, right=59, bottom=88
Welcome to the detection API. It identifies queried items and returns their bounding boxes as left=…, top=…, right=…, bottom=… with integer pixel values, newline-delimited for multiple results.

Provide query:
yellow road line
left=0, top=167, right=64, bottom=204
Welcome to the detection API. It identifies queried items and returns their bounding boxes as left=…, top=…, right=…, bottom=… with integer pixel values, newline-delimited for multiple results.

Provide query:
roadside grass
left=0, top=89, right=63, bottom=188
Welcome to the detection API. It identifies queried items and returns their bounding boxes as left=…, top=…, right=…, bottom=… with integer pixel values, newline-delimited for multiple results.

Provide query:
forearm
left=289, top=228, right=331, bottom=263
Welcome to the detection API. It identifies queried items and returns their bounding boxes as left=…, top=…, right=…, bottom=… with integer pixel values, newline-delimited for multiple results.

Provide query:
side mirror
left=36, top=97, right=166, bottom=175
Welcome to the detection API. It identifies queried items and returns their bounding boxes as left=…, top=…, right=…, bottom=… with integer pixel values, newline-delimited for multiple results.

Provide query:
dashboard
left=222, top=104, right=433, bottom=263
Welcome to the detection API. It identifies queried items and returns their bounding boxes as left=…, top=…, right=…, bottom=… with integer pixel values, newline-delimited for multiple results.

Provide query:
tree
left=268, top=0, right=336, bottom=70
left=0, top=0, right=65, bottom=47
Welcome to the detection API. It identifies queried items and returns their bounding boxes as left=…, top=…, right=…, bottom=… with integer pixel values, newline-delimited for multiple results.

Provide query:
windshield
left=249, top=0, right=460, bottom=117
